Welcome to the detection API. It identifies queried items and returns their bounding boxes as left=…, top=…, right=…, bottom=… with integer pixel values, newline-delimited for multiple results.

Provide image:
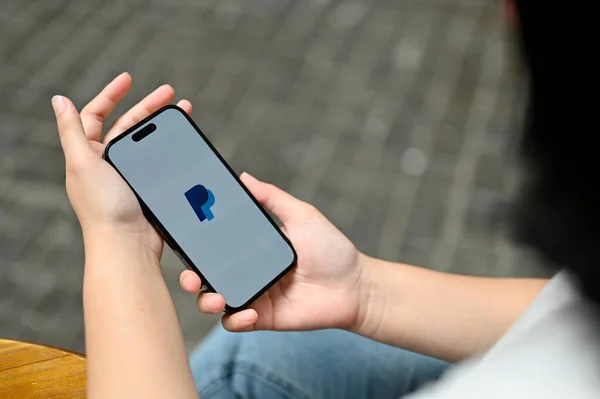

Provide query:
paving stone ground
left=0, top=0, right=549, bottom=354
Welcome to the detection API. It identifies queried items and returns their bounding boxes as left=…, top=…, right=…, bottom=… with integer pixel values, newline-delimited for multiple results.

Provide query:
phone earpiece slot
left=132, top=123, right=157, bottom=142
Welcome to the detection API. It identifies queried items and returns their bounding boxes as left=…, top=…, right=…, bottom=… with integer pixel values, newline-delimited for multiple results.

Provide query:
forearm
left=83, top=231, right=197, bottom=399
left=353, top=254, right=548, bottom=362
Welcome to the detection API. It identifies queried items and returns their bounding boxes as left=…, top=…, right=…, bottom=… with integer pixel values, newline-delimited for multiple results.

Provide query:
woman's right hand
left=179, top=173, right=371, bottom=333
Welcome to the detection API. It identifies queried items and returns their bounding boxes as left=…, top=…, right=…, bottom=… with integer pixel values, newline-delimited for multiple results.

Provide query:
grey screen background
left=107, top=107, right=295, bottom=308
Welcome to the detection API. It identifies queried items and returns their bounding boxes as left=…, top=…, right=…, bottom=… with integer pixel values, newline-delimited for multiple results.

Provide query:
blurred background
left=0, top=0, right=549, bottom=354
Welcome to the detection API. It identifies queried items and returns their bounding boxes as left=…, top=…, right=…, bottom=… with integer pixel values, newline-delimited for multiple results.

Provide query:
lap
left=190, top=326, right=450, bottom=399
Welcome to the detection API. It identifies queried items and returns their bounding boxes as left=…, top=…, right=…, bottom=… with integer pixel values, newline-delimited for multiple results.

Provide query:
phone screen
left=105, top=106, right=296, bottom=309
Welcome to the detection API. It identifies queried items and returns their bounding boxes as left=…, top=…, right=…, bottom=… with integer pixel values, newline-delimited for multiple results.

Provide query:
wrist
left=348, top=253, right=374, bottom=334
left=82, top=226, right=162, bottom=270
left=349, top=253, right=384, bottom=336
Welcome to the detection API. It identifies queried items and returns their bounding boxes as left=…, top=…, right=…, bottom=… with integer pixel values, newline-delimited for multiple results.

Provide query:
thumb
left=52, top=95, right=92, bottom=165
left=241, top=172, right=308, bottom=223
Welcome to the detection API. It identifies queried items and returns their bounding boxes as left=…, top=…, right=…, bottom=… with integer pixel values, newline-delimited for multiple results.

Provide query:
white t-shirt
left=410, top=270, right=600, bottom=398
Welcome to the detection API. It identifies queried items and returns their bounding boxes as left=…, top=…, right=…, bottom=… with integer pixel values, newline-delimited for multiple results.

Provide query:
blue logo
left=185, top=184, right=215, bottom=222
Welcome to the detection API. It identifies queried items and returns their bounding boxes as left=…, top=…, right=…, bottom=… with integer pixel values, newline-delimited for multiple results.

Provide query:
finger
left=176, top=99, right=193, bottom=115
left=180, top=270, right=202, bottom=293
left=80, top=72, right=132, bottom=141
left=103, top=84, right=175, bottom=144
left=52, top=95, right=93, bottom=165
left=221, top=309, right=258, bottom=332
left=240, top=172, right=307, bottom=223
left=89, top=141, right=106, bottom=157
left=196, top=292, right=226, bottom=314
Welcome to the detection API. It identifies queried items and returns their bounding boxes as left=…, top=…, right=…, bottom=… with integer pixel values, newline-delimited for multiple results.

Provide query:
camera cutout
left=132, top=123, right=157, bottom=142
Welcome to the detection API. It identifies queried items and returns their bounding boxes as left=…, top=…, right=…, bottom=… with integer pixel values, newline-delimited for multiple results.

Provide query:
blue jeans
left=190, top=326, right=450, bottom=398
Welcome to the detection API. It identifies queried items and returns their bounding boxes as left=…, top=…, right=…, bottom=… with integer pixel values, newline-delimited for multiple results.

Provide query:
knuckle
left=81, top=108, right=103, bottom=123
left=102, top=91, right=119, bottom=108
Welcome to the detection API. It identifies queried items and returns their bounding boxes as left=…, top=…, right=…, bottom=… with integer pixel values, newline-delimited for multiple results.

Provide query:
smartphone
left=103, top=105, right=297, bottom=311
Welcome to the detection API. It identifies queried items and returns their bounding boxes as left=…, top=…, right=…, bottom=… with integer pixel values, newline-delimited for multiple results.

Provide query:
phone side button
left=165, top=238, right=176, bottom=250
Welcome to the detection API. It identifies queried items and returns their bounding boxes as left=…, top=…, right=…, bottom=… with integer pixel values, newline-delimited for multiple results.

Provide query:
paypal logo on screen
left=185, top=184, right=216, bottom=222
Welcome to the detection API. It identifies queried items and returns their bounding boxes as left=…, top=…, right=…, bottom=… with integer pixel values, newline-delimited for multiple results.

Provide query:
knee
left=193, top=358, right=311, bottom=399
left=190, top=327, right=311, bottom=399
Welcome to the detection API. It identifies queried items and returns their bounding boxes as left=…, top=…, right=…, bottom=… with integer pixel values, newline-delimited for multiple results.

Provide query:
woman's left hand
left=52, top=72, right=192, bottom=260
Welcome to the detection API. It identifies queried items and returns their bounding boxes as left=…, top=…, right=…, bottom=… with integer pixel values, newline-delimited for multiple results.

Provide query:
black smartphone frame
left=103, top=104, right=297, bottom=312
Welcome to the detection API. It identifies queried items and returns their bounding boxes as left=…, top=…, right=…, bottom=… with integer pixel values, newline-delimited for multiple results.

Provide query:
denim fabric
left=190, top=326, right=450, bottom=399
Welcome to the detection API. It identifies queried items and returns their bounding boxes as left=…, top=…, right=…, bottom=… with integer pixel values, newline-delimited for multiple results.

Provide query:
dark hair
left=512, top=1, right=600, bottom=305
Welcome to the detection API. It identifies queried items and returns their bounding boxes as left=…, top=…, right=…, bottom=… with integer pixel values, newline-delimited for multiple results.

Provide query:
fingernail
left=51, top=95, right=66, bottom=115
left=183, top=277, right=191, bottom=291
left=241, top=172, right=256, bottom=182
